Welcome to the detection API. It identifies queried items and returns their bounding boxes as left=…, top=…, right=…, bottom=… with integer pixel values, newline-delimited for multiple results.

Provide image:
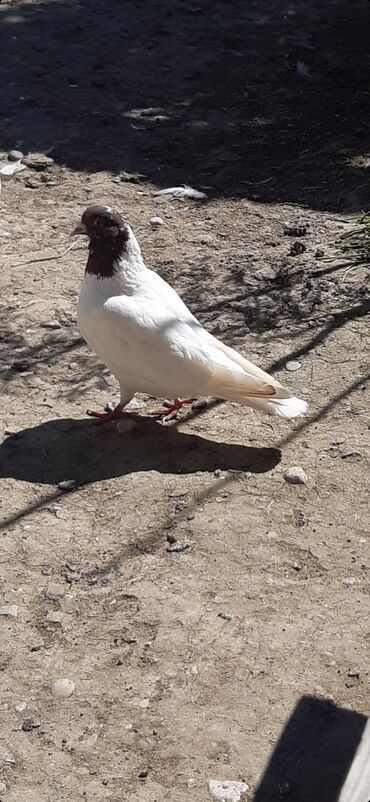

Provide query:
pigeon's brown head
left=72, top=205, right=126, bottom=240
left=72, top=205, right=130, bottom=278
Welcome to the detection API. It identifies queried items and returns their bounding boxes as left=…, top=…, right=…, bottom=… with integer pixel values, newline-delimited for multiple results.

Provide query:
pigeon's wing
left=98, top=295, right=278, bottom=400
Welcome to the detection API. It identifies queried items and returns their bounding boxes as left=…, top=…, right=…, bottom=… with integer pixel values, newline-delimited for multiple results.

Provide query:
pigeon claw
left=87, top=403, right=125, bottom=422
left=149, top=398, right=194, bottom=422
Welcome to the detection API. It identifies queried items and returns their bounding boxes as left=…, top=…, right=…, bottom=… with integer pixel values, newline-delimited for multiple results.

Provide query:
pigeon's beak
left=70, top=222, right=87, bottom=236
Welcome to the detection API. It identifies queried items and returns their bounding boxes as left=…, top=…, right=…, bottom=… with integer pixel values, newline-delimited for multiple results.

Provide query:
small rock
left=22, top=718, right=41, bottom=732
left=214, top=468, right=223, bottom=477
left=0, top=781, right=6, bottom=794
left=290, top=240, right=306, bottom=255
left=285, top=360, right=302, bottom=372
left=40, top=319, right=62, bottom=330
left=342, top=577, right=357, bottom=586
left=25, top=178, right=40, bottom=189
left=23, top=152, right=54, bottom=170
left=51, top=678, right=75, bottom=698
left=284, top=466, right=308, bottom=485
left=15, top=702, right=27, bottom=713
left=58, top=479, right=78, bottom=491
left=8, top=149, right=24, bottom=161
left=348, top=670, right=360, bottom=679
left=283, top=222, right=308, bottom=237
left=166, top=533, right=177, bottom=544
left=315, top=248, right=324, bottom=257
left=116, top=417, right=137, bottom=434
left=192, top=398, right=208, bottom=410
left=137, top=698, right=150, bottom=710
left=0, top=604, right=18, bottom=618
left=266, top=530, right=278, bottom=540
left=218, top=612, right=233, bottom=621
left=150, top=216, right=164, bottom=226
left=45, top=611, right=63, bottom=625
left=44, top=583, right=65, bottom=601
left=138, top=769, right=148, bottom=779
left=166, top=539, right=193, bottom=553
left=292, top=562, right=302, bottom=571
left=208, top=779, right=248, bottom=802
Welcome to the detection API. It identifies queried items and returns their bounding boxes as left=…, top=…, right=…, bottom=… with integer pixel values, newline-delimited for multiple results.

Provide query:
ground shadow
left=253, top=695, right=368, bottom=802
left=0, top=0, right=369, bottom=210
left=0, top=415, right=280, bottom=485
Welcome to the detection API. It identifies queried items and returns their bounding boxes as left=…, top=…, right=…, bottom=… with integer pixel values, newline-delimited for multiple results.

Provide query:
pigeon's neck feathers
left=86, top=224, right=145, bottom=281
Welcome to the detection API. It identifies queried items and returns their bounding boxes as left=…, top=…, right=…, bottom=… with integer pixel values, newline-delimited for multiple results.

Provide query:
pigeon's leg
left=149, top=398, right=194, bottom=422
left=87, top=402, right=126, bottom=422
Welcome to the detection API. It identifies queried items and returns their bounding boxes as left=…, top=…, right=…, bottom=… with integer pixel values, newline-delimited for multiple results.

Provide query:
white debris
left=150, top=216, right=164, bottom=226
left=8, top=149, right=24, bottom=161
left=284, top=466, right=308, bottom=485
left=137, top=698, right=150, bottom=710
left=153, top=185, right=207, bottom=199
left=51, top=678, right=75, bottom=698
left=0, top=604, right=19, bottom=618
left=285, top=360, right=302, bottom=371
left=15, top=702, right=27, bottom=713
left=0, top=160, right=26, bottom=180
left=208, top=779, right=248, bottom=802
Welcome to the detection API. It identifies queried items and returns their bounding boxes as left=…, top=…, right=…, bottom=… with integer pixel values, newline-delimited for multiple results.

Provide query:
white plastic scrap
left=153, top=184, right=207, bottom=199
left=208, top=780, right=248, bottom=802
left=0, top=160, right=26, bottom=180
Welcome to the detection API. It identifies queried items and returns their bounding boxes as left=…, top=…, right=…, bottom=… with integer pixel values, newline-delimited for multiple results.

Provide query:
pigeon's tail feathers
left=238, top=394, right=308, bottom=419
left=206, top=363, right=307, bottom=419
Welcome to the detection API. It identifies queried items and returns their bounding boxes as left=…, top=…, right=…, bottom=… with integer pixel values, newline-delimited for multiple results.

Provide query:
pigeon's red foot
left=149, top=398, right=194, bottom=422
left=87, top=403, right=125, bottom=423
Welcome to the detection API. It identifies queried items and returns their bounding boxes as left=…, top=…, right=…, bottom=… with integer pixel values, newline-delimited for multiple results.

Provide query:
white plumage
left=75, top=207, right=307, bottom=421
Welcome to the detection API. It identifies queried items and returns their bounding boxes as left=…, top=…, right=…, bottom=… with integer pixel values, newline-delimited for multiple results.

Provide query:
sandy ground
left=0, top=1, right=369, bottom=801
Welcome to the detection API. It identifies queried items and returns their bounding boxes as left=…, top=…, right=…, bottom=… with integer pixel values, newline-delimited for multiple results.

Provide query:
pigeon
left=72, top=205, right=307, bottom=423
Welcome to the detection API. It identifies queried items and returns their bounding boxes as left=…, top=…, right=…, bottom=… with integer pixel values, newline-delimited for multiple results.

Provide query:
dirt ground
left=0, top=1, right=369, bottom=801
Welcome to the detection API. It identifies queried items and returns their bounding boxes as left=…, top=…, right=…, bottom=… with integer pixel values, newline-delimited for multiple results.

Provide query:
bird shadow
left=0, top=415, right=280, bottom=485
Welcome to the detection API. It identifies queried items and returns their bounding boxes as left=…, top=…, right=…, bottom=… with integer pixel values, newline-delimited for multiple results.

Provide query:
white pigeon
left=73, top=205, right=307, bottom=423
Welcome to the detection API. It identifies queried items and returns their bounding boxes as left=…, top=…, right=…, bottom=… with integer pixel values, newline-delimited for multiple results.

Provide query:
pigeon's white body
left=77, top=225, right=307, bottom=418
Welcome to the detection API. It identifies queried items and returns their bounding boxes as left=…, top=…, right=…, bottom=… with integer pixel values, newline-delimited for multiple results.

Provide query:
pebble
left=40, top=319, right=62, bottom=330
left=0, top=781, right=6, bottom=793
left=166, top=539, right=193, bottom=553
left=22, top=718, right=41, bottom=732
left=58, top=479, right=78, bottom=491
left=137, top=698, right=150, bottom=710
left=150, top=216, right=164, bottom=226
left=116, top=417, right=137, bottom=434
left=51, top=678, right=75, bottom=698
left=266, top=530, right=278, bottom=540
left=23, top=152, right=54, bottom=170
left=315, top=248, right=325, bottom=257
left=192, top=398, right=208, bottom=410
left=44, top=582, right=65, bottom=601
left=45, top=611, right=63, bottom=625
left=283, top=222, right=308, bottom=237
left=342, top=576, right=357, bottom=586
left=285, top=360, right=302, bottom=372
left=208, top=779, right=248, bottom=802
left=8, top=149, right=24, bottom=161
left=15, top=702, right=27, bottom=713
left=284, top=466, right=308, bottom=485
left=218, top=612, right=233, bottom=621
left=290, top=240, right=306, bottom=255
left=25, top=178, right=40, bottom=189
left=0, top=605, right=18, bottom=618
